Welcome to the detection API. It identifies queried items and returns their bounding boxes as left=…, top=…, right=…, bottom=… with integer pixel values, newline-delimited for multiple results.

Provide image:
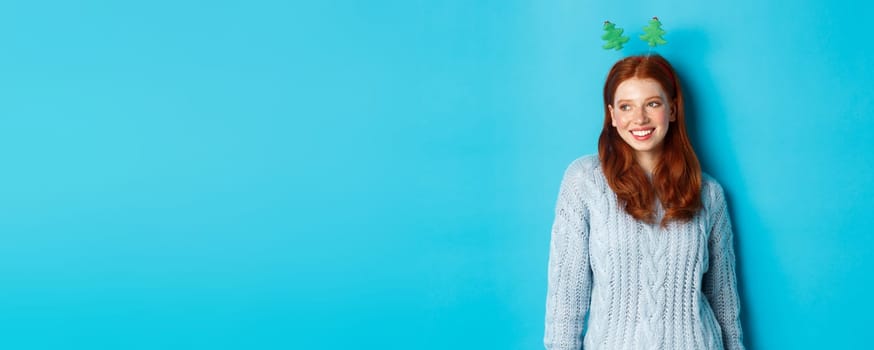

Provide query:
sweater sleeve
left=702, top=182, right=746, bottom=350
left=543, top=160, right=593, bottom=350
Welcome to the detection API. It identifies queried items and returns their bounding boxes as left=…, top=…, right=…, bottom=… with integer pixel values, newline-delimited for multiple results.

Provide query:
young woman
left=543, top=54, right=745, bottom=350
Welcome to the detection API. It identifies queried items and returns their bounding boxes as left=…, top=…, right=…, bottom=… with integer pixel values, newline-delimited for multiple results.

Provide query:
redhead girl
left=543, top=55, right=745, bottom=350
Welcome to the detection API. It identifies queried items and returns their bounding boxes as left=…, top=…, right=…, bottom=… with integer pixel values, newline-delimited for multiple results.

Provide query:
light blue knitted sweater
left=543, top=154, right=745, bottom=350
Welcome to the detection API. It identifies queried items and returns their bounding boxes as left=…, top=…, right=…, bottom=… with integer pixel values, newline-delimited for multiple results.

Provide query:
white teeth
left=631, top=129, right=653, bottom=136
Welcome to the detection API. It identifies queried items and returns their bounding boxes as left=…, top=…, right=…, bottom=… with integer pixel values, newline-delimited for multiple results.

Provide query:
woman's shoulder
left=559, top=153, right=605, bottom=191
left=567, top=153, right=600, bottom=172
left=700, top=171, right=728, bottom=209
left=562, top=153, right=601, bottom=178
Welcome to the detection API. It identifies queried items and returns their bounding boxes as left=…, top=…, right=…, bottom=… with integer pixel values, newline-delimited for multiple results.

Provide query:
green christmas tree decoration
left=640, top=17, right=667, bottom=48
left=601, top=21, right=629, bottom=51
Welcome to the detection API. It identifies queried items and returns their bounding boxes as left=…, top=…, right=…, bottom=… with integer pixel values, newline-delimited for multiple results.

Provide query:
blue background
left=0, top=0, right=870, bottom=349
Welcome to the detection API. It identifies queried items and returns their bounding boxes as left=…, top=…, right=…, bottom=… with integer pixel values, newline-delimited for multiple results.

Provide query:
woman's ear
left=608, top=104, right=616, bottom=126
left=670, top=101, right=677, bottom=122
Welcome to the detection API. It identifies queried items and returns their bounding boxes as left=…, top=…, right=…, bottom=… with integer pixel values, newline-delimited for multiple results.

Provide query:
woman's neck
left=635, top=150, right=661, bottom=175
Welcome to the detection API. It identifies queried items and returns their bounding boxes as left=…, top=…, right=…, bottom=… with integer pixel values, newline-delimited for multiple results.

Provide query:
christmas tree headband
left=602, top=17, right=667, bottom=51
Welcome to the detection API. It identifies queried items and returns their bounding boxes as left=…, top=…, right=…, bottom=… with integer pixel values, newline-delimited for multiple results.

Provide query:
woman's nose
left=634, top=109, right=649, bottom=124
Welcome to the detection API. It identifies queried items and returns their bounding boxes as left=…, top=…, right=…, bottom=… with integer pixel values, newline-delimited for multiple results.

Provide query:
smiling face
left=608, top=77, right=676, bottom=161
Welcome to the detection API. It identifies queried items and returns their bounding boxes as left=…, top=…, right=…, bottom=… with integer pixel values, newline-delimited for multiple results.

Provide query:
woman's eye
left=619, top=104, right=631, bottom=111
left=647, top=101, right=662, bottom=108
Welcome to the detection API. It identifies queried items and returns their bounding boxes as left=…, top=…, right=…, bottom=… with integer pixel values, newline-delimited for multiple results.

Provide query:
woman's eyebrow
left=616, top=96, right=663, bottom=103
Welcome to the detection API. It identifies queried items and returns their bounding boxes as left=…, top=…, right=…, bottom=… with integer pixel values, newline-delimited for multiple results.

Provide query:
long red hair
left=598, top=54, right=702, bottom=227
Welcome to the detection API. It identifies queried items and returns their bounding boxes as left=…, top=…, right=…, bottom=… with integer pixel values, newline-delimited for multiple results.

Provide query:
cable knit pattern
left=543, top=154, right=745, bottom=350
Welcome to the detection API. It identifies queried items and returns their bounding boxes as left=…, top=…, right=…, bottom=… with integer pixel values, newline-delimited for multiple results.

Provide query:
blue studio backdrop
left=0, top=0, right=871, bottom=349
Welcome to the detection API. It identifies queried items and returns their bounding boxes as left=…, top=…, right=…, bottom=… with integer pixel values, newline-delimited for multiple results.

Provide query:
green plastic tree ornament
left=601, top=21, right=629, bottom=51
left=640, top=17, right=667, bottom=48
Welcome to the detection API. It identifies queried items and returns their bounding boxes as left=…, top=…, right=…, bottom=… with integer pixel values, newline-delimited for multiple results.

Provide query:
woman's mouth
left=630, top=128, right=654, bottom=141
